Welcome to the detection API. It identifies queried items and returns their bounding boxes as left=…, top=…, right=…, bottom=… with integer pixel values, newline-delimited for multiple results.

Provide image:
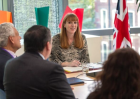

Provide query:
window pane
left=99, top=34, right=140, bottom=62
left=69, top=0, right=138, bottom=29
left=128, top=12, right=133, bottom=26
left=13, top=0, right=60, bottom=38
left=0, top=0, right=2, bottom=10
left=69, top=0, right=95, bottom=29
left=103, top=10, right=107, bottom=28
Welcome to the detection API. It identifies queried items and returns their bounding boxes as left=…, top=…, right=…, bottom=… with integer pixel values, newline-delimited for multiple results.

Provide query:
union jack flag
left=113, top=0, right=132, bottom=50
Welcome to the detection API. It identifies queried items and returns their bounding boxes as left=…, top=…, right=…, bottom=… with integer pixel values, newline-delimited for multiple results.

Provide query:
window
left=68, top=0, right=95, bottom=29
left=69, top=0, right=140, bottom=62
left=13, top=0, right=60, bottom=38
left=127, top=0, right=134, bottom=3
left=1, top=0, right=139, bottom=62
left=69, top=0, right=138, bottom=29
left=99, top=34, right=140, bottom=62
left=0, top=0, right=2, bottom=10
left=100, top=9, right=108, bottom=28
left=128, top=11, right=135, bottom=27
left=101, top=41, right=108, bottom=62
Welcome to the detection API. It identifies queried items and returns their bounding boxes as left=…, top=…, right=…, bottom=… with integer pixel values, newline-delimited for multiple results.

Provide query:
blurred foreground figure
left=87, top=48, right=140, bottom=99
left=4, top=25, right=75, bottom=99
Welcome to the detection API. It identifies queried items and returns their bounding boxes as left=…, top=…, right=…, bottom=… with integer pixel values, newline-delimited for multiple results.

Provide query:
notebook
left=63, top=67, right=82, bottom=72
left=67, top=77, right=84, bottom=85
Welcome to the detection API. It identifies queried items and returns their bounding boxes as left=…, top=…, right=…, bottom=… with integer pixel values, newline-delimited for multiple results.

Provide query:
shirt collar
left=38, top=53, right=45, bottom=60
left=5, top=49, right=16, bottom=58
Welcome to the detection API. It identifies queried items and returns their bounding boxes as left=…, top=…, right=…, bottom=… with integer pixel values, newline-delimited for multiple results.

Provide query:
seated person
left=3, top=25, right=75, bottom=99
left=0, top=22, right=21, bottom=91
left=87, top=48, right=140, bottom=99
left=49, top=13, right=90, bottom=67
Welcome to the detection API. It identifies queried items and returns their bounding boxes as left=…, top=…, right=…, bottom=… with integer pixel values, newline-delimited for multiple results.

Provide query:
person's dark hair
left=88, top=48, right=140, bottom=99
left=24, top=25, right=51, bottom=52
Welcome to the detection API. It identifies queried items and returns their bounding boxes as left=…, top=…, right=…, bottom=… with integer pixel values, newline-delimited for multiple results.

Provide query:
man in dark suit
left=3, top=25, right=75, bottom=99
left=0, top=22, right=21, bottom=91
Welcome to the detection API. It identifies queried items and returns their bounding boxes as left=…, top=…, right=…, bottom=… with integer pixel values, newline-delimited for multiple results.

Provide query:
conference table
left=66, top=72, right=96, bottom=99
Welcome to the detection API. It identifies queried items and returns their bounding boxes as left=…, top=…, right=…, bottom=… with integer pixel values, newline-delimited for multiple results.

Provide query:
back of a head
left=0, top=22, right=14, bottom=47
left=24, top=25, right=51, bottom=52
left=91, top=48, right=140, bottom=99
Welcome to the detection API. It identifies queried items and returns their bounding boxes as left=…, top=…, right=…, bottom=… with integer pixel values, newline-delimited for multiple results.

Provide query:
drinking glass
left=81, top=63, right=89, bottom=73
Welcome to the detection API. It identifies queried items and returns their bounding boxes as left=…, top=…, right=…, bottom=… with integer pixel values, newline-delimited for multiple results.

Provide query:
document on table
left=88, top=63, right=102, bottom=69
left=63, top=67, right=82, bottom=72
left=63, top=63, right=102, bottom=72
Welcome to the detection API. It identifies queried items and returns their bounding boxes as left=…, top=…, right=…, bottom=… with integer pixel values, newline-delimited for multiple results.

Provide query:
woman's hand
left=68, top=60, right=80, bottom=67
left=61, top=60, right=80, bottom=67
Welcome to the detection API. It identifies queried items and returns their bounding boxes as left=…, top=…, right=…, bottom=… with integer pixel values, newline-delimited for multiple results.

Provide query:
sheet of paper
left=88, top=63, right=102, bottom=69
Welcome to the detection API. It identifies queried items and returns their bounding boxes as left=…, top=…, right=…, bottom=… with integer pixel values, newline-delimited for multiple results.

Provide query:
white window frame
left=138, top=11, right=140, bottom=26
left=112, top=0, right=117, bottom=3
left=100, top=9, right=108, bottom=28
left=127, top=0, right=134, bottom=3
left=128, top=10, right=135, bottom=27
left=112, top=9, right=116, bottom=26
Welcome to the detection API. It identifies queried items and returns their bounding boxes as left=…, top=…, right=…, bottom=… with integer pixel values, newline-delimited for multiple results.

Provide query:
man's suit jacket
left=0, top=48, right=13, bottom=91
left=3, top=52, right=75, bottom=99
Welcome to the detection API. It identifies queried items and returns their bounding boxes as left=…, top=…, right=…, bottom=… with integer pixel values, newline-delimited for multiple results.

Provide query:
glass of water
left=82, top=63, right=89, bottom=73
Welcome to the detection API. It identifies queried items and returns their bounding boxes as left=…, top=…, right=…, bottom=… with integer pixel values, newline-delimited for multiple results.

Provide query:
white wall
left=15, top=45, right=24, bottom=56
left=86, top=36, right=101, bottom=63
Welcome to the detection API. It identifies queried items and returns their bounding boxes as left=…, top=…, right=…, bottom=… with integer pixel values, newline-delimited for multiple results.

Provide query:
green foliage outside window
left=69, top=0, right=95, bottom=29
